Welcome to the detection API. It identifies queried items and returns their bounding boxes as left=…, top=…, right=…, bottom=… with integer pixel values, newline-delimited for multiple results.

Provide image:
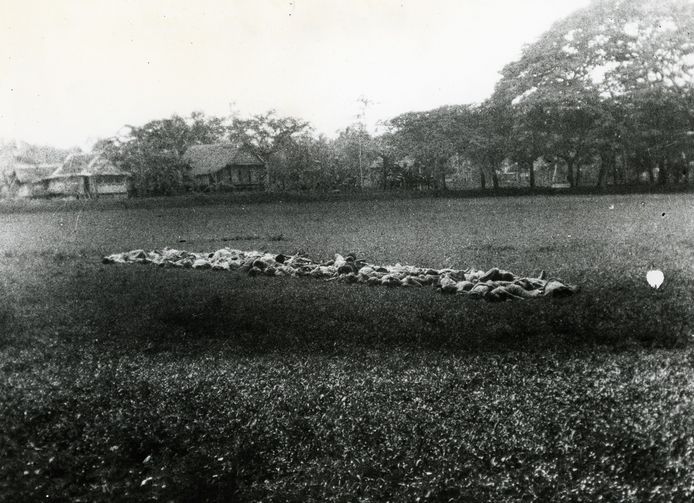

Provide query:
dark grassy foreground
left=1, top=193, right=694, bottom=501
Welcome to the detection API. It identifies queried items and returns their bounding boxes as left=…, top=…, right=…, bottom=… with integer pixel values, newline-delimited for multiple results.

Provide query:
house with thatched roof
left=46, top=153, right=131, bottom=199
left=182, top=143, right=266, bottom=190
left=2, top=159, right=56, bottom=198
left=9, top=165, right=56, bottom=198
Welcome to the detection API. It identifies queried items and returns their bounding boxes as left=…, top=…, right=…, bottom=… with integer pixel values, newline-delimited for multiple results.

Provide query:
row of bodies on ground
left=0, top=143, right=267, bottom=200
left=103, top=247, right=580, bottom=302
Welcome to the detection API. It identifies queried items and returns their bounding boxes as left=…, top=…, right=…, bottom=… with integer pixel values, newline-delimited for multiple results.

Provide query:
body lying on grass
left=103, top=248, right=579, bottom=302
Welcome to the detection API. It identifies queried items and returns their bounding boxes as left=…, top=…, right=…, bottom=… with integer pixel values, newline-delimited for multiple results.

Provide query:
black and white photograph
left=1, top=0, right=693, bottom=501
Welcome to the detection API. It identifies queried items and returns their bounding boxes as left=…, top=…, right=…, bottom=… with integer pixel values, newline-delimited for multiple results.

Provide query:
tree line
left=96, top=0, right=694, bottom=196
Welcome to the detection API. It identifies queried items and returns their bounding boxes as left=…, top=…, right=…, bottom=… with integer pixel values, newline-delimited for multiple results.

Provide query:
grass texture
left=1, top=193, right=693, bottom=501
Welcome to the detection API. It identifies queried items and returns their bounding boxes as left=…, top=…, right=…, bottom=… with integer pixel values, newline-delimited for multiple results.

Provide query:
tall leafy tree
left=96, top=112, right=226, bottom=195
left=332, top=124, right=379, bottom=190
left=388, top=106, right=473, bottom=190
left=492, top=0, right=694, bottom=186
left=466, top=101, right=512, bottom=190
left=227, top=111, right=311, bottom=189
left=370, top=131, right=400, bottom=190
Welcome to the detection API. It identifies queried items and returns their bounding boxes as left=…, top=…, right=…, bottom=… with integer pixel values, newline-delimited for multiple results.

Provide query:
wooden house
left=2, top=157, right=55, bottom=198
left=47, top=153, right=131, bottom=199
left=86, top=156, right=132, bottom=198
left=183, top=143, right=266, bottom=190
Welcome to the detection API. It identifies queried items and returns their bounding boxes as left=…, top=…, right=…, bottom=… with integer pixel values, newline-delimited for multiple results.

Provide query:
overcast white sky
left=0, top=0, right=591, bottom=149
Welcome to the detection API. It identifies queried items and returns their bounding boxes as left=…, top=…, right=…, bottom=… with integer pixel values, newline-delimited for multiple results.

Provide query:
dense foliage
left=94, top=113, right=226, bottom=196
left=91, top=0, right=694, bottom=196
left=384, top=0, right=694, bottom=190
left=490, top=0, right=694, bottom=188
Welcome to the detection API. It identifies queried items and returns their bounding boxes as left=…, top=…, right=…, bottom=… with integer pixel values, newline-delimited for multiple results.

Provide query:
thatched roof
left=12, top=165, right=55, bottom=184
left=57, top=153, right=93, bottom=175
left=87, top=156, right=131, bottom=177
left=0, top=155, right=37, bottom=176
left=37, top=163, right=63, bottom=177
left=49, top=154, right=131, bottom=179
left=183, top=143, right=265, bottom=176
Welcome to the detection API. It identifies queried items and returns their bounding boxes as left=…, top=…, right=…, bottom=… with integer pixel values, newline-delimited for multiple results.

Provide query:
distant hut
left=4, top=160, right=55, bottom=198
left=45, top=153, right=91, bottom=197
left=47, top=153, right=131, bottom=199
left=87, top=156, right=132, bottom=198
left=182, top=143, right=266, bottom=191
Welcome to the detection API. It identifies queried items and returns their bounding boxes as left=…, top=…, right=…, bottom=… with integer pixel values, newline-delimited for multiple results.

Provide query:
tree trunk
left=566, top=159, right=575, bottom=187
left=381, top=155, right=389, bottom=190
left=673, top=154, right=685, bottom=183
left=597, top=151, right=610, bottom=188
left=658, top=157, right=668, bottom=185
left=647, top=159, right=655, bottom=185
left=621, top=148, right=629, bottom=185
left=683, top=154, right=690, bottom=184
left=526, top=159, right=535, bottom=188
left=479, top=166, right=486, bottom=190
left=575, top=164, right=582, bottom=187
left=491, top=168, right=499, bottom=190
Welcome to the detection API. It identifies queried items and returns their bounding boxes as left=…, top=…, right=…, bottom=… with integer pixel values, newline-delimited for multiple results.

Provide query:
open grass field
left=1, top=193, right=694, bottom=501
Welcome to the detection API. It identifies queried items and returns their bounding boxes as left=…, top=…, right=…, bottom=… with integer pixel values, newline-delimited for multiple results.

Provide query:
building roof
left=1, top=155, right=37, bottom=177
left=48, top=153, right=131, bottom=179
left=38, top=163, right=62, bottom=171
left=12, top=165, right=55, bottom=184
left=87, top=156, right=131, bottom=177
left=183, top=143, right=265, bottom=176
left=57, top=153, right=93, bottom=176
